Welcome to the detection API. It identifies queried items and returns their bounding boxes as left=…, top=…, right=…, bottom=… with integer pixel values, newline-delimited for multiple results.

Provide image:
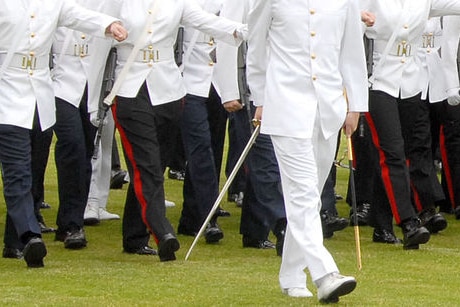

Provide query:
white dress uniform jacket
left=0, top=0, right=118, bottom=131
left=441, top=16, right=460, bottom=96
left=247, top=0, right=368, bottom=140
left=114, top=0, right=245, bottom=105
left=415, top=17, right=447, bottom=103
left=182, top=0, right=247, bottom=103
left=362, top=0, right=460, bottom=100
left=52, top=0, right=123, bottom=116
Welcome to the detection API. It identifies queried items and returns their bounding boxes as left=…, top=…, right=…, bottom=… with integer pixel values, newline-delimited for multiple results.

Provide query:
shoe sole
left=64, top=239, right=87, bottom=250
left=205, top=231, right=224, bottom=244
left=84, top=218, right=100, bottom=226
left=158, top=237, right=180, bottom=262
left=24, top=239, right=47, bottom=268
left=319, top=279, right=357, bottom=304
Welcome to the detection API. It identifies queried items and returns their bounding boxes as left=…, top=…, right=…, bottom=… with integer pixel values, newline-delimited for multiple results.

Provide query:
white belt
left=117, top=46, right=173, bottom=65
left=0, top=52, right=49, bottom=70
left=52, top=42, right=90, bottom=57
left=374, top=39, right=413, bottom=57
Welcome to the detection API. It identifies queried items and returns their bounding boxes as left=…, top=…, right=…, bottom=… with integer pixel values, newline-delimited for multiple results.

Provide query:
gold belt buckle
left=396, top=41, right=411, bottom=57
left=422, top=34, right=434, bottom=49
left=74, top=44, right=89, bottom=57
left=21, top=54, right=37, bottom=70
left=142, top=48, right=159, bottom=66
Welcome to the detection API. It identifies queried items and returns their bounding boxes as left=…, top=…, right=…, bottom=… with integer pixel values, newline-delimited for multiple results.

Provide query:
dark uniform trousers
left=113, top=83, right=178, bottom=251
left=178, top=85, right=227, bottom=232
left=54, top=87, right=96, bottom=233
left=234, top=103, right=286, bottom=240
left=366, top=90, right=436, bottom=225
left=430, top=100, right=460, bottom=211
left=1, top=122, right=42, bottom=249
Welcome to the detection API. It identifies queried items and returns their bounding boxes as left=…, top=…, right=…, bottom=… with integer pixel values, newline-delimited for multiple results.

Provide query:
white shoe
left=98, top=208, right=120, bottom=220
left=84, top=206, right=100, bottom=225
left=317, top=273, right=356, bottom=303
left=165, top=200, right=176, bottom=207
left=282, top=287, right=313, bottom=298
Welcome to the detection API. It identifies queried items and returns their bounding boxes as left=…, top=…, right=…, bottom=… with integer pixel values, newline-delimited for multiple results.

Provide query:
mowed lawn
left=1, top=134, right=460, bottom=306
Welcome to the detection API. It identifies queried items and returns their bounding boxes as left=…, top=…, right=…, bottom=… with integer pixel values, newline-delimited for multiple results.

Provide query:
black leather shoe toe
left=373, top=229, right=402, bottom=244
left=64, top=228, right=87, bottom=249
left=3, top=247, right=23, bottom=259
left=125, top=245, right=158, bottom=256
left=205, top=223, right=224, bottom=244
left=158, top=233, right=180, bottom=262
left=39, top=222, right=56, bottom=234
left=242, top=237, right=275, bottom=249
left=23, top=237, right=47, bottom=268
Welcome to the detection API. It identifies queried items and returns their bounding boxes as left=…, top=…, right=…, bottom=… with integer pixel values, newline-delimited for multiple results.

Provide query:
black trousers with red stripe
left=113, top=83, right=180, bottom=251
left=366, top=90, right=436, bottom=225
left=430, top=100, right=460, bottom=211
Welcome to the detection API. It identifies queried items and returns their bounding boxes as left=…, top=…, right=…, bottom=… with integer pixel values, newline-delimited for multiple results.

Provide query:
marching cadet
left=52, top=0, right=125, bottom=250
left=177, top=0, right=246, bottom=244
left=247, top=0, right=367, bottom=302
left=110, top=0, right=246, bottom=261
left=0, top=0, right=127, bottom=268
left=437, top=16, right=460, bottom=218
left=361, top=0, right=460, bottom=250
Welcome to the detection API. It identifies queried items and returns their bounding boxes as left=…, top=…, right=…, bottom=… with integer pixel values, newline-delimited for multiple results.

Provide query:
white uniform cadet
left=247, top=0, right=368, bottom=302
left=0, top=0, right=124, bottom=268
left=111, top=0, right=245, bottom=261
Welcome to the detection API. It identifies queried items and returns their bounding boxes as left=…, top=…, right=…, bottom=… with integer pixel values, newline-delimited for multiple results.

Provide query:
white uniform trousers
left=87, top=109, right=115, bottom=210
left=271, top=116, right=339, bottom=289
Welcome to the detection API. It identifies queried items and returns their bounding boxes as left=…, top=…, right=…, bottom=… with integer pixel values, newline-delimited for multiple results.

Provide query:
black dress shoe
left=321, top=211, right=349, bottom=239
left=228, top=192, right=244, bottom=207
left=110, top=169, right=128, bottom=189
left=39, top=222, right=56, bottom=234
left=64, top=228, right=87, bottom=249
left=2, top=247, right=23, bottom=259
left=349, top=203, right=371, bottom=226
left=242, top=237, right=275, bottom=249
left=23, top=237, right=47, bottom=268
left=205, top=222, right=224, bottom=244
left=168, top=169, right=185, bottom=181
left=40, top=202, right=51, bottom=209
left=124, top=246, right=158, bottom=256
left=373, top=228, right=402, bottom=244
left=401, top=218, right=430, bottom=250
left=215, top=207, right=231, bottom=217
left=158, top=233, right=180, bottom=262
left=419, top=208, right=447, bottom=234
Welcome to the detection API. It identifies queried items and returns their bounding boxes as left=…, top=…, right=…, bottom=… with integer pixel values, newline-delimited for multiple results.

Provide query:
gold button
left=148, top=29, right=153, bottom=34
left=401, top=59, right=406, bottom=63
left=148, top=9, right=152, bottom=14
left=148, top=45, right=153, bottom=50
left=30, top=32, right=35, bottom=38
left=81, top=34, right=86, bottom=40
left=310, top=9, right=315, bottom=14
left=401, top=40, right=406, bottom=44
left=30, top=13, right=35, bottom=18
left=312, top=75, right=317, bottom=81
left=29, top=51, right=35, bottom=57
left=209, top=61, right=214, bottom=66
left=310, top=31, right=316, bottom=37
left=148, top=62, right=153, bottom=67
left=311, top=53, right=316, bottom=59
left=403, top=24, right=408, bottom=29
left=29, top=71, right=34, bottom=76
left=426, top=49, right=431, bottom=53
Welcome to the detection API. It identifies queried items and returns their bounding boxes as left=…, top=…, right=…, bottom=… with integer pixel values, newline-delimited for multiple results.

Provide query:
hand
left=361, top=11, right=375, bottom=27
left=447, top=88, right=460, bottom=106
left=254, top=106, right=263, bottom=122
left=106, top=22, right=128, bottom=42
left=223, top=100, right=243, bottom=112
left=89, top=110, right=108, bottom=128
left=343, top=111, right=360, bottom=137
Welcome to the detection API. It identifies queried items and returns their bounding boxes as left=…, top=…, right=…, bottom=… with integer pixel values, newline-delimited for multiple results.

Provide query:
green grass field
left=1, top=135, right=460, bottom=306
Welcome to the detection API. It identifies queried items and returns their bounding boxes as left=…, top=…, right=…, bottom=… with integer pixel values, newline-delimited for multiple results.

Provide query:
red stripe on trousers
left=439, top=125, right=456, bottom=210
left=111, top=102, right=159, bottom=244
left=365, top=113, right=402, bottom=224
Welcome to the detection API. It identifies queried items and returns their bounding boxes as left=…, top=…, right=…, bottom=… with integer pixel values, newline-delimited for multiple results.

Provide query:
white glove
left=447, top=88, right=460, bottom=106
left=89, top=110, right=108, bottom=127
